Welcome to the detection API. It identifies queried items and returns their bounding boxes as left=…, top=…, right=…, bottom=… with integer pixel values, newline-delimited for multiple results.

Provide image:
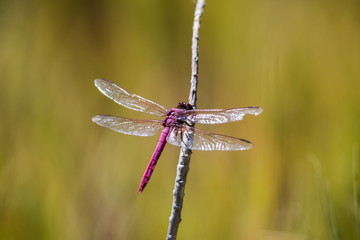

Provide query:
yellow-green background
left=1, top=0, right=359, bottom=239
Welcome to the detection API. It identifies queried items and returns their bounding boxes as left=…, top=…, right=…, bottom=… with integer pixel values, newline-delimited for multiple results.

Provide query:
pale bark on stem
left=166, top=1, right=205, bottom=240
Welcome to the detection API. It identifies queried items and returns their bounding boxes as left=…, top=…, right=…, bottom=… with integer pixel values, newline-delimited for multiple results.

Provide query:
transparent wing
left=94, top=79, right=167, bottom=116
left=166, top=126, right=253, bottom=151
left=185, top=107, right=263, bottom=124
left=92, top=115, right=163, bottom=136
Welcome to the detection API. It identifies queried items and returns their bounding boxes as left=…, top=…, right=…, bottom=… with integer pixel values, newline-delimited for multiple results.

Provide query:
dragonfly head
left=177, top=102, right=193, bottom=110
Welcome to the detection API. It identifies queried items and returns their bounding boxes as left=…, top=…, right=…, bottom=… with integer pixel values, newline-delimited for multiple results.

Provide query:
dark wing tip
left=240, top=138, right=253, bottom=144
left=239, top=138, right=254, bottom=150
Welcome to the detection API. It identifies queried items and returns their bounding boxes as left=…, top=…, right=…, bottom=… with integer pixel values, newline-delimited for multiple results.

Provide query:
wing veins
left=167, top=126, right=253, bottom=151
left=185, top=107, right=263, bottom=124
left=94, top=79, right=167, bottom=116
left=92, top=115, right=162, bottom=136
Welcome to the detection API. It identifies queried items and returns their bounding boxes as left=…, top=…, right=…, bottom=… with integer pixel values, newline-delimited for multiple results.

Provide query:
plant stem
left=166, top=1, right=205, bottom=239
left=188, top=0, right=205, bottom=108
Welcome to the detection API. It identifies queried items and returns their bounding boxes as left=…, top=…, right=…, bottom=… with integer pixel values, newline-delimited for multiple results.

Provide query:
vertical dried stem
left=166, top=1, right=205, bottom=240
left=188, top=0, right=204, bottom=108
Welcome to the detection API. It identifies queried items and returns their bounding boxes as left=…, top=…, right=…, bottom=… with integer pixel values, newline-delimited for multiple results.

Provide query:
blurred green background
left=1, top=0, right=359, bottom=239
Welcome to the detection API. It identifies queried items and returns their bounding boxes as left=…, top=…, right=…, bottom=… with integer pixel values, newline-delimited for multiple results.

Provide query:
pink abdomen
left=138, top=127, right=170, bottom=193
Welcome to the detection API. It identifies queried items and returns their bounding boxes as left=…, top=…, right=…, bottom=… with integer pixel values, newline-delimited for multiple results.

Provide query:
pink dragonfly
left=92, top=79, right=263, bottom=193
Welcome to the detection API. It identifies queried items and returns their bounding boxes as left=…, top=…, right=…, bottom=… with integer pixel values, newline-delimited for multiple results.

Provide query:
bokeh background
left=1, top=0, right=359, bottom=239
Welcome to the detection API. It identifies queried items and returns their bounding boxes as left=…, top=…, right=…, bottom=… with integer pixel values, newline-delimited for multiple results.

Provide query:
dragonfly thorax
left=162, top=108, right=189, bottom=127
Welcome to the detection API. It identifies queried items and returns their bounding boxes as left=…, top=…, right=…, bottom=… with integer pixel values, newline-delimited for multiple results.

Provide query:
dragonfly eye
left=177, top=102, right=193, bottom=110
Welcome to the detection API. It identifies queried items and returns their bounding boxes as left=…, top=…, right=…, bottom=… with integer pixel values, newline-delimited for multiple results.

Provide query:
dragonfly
left=92, top=79, right=263, bottom=193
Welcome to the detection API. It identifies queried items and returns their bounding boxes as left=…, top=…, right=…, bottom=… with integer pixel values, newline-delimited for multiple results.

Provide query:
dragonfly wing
left=166, top=126, right=253, bottom=151
left=185, top=107, right=263, bottom=124
left=94, top=79, right=167, bottom=116
left=92, top=115, right=163, bottom=136
left=166, top=128, right=183, bottom=148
